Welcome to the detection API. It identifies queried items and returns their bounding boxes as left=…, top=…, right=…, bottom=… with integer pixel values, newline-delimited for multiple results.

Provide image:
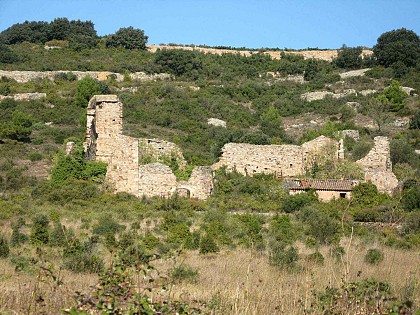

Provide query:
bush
left=269, top=240, right=299, bottom=270
left=0, top=234, right=10, bottom=258
left=281, top=192, right=317, bottom=213
left=63, top=237, right=104, bottom=273
left=299, top=205, right=340, bottom=245
left=305, top=251, right=325, bottom=265
left=106, top=27, right=148, bottom=50
left=334, top=46, right=362, bottom=69
left=92, top=216, right=125, bottom=236
left=10, top=218, right=27, bottom=247
left=49, top=223, right=67, bottom=247
left=30, top=214, right=50, bottom=245
left=199, top=235, right=219, bottom=254
left=364, top=248, right=384, bottom=265
left=409, top=111, right=420, bottom=129
left=75, top=76, right=108, bottom=107
left=373, top=28, right=420, bottom=68
left=168, top=263, right=199, bottom=284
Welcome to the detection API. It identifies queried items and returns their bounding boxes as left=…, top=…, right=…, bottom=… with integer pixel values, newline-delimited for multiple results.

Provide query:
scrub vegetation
left=0, top=21, right=419, bottom=314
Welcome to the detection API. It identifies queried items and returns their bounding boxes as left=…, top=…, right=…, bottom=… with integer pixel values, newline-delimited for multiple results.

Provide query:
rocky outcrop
left=339, top=68, right=370, bottom=79
left=207, top=118, right=227, bottom=128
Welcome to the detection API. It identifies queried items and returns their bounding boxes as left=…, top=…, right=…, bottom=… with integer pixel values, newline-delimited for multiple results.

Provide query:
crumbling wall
left=139, top=138, right=186, bottom=168
left=301, top=135, right=340, bottom=168
left=214, top=143, right=304, bottom=177
left=0, top=70, right=171, bottom=83
left=176, top=166, right=214, bottom=199
left=0, top=92, right=46, bottom=101
left=84, top=95, right=213, bottom=200
left=83, top=95, right=139, bottom=196
left=214, top=135, right=339, bottom=178
left=356, top=136, right=398, bottom=194
left=356, top=136, right=392, bottom=172
left=138, top=163, right=177, bottom=198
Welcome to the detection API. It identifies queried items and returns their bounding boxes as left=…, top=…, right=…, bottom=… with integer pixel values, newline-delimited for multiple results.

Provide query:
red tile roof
left=285, top=179, right=359, bottom=191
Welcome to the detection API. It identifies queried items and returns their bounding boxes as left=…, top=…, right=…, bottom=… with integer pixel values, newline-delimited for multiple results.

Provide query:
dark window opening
left=340, top=193, right=346, bottom=198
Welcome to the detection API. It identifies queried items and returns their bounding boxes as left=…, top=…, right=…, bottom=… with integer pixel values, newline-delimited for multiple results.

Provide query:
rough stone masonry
left=83, top=95, right=214, bottom=199
left=82, top=95, right=398, bottom=199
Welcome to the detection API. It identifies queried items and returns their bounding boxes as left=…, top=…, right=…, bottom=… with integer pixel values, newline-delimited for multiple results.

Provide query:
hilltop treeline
left=0, top=18, right=148, bottom=51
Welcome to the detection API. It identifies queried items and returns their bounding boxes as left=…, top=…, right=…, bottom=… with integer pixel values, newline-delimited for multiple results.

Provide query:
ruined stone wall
left=138, top=163, right=177, bottom=198
left=356, top=136, right=392, bottom=172
left=214, top=136, right=340, bottom=178
left=177, top=166, right=214, bottom=199
left=214, top=143, right=304, bottom=177
left=84, top=95, right=213, bottom=200
left=83, top=95, right=139, bottom=196
left=356, top=136, right=398, bottom=194
left=0, top=70, right=170, bottom=83
left=139, top=138, right=186, bottom=168
left=0, top=92, right=46, bottom=101
left=301, top=135, right=340, bottom=167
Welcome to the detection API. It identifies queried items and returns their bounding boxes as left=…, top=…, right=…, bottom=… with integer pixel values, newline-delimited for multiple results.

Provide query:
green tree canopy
left=75, top=76, right=109, bottom=107
left=334, top=45, right=363, bottom=69
left=0, top=111, right=33, bottom=142
left=373, top=28, right=420, bottom=67
left=105, top=27, right=148, bottom=50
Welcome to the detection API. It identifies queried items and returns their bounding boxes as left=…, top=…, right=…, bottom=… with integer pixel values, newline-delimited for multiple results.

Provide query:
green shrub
left=30, top=214, right=50, bottom=245
left=10, top=218, right=27, bottom=247
left=305, top=251, right=325, bottom=265
left=199, top=235, right=219, bottom=254
left=352, top=208, right=381, bottom=222
left=168, top=263, right=199, bottom=284
left=92, top=216, right=125, bottom=236
left=0, top=234, right=10, bottom=258
left=364, top=248, right=384, bottom=265
left=281, top=192, right=317, bottom=213
left=269, top=240, right=299, bottom=271
left=49, top=223, right=67, bottom=247
left=63, top=252, right=104, bottom=273
left=299, top=206, right=340, bottom=245
left=28, top=152, right=43, bottom=161
left=63, top=237, right=104, bottom=273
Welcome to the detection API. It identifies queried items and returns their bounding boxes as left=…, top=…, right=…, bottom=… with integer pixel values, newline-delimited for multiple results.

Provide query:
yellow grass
left=0, top=240, right=418, bottom=314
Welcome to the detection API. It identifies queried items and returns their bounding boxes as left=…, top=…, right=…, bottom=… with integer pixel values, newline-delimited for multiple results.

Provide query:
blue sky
left=0, top=0, right=418, bottom=49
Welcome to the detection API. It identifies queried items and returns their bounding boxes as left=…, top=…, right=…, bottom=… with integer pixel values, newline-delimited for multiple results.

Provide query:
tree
left=409, top=111, right=420, bottom=129
left=382, top=80, right=407, bottom=111
left=0, top=111, right=33, bottom=142
left=367, top=94, right=393, bottom=132
left=373, top=28, right=420, bottom=67
left=75, top=76, right=108, bottom=107
left=154, top=49, right=202, bottom=77
left=334, top=45, right=363, bottom=69
left=260, top=106, right=286, bottom=139
left=105, top=27, right=148, bottom=50
left=0, top=43, right=18, bottom=64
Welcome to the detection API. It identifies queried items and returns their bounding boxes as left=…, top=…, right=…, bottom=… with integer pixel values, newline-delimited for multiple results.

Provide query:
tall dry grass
left=0, top=240, right=418, bottom=314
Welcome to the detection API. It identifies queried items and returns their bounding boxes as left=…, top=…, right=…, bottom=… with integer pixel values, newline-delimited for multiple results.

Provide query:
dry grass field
left=0, top=240, right=418, bottom=314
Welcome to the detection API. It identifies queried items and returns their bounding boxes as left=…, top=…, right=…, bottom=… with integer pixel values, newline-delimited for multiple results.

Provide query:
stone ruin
left=356, top=136, right=398, bottom=194
left=81, top=95, right=398, bottom=200
left=215, top=135, right=398, bottom=195
left=214, top=135, right=342, bottom=177
left=83, top=95, right=213, bottom=199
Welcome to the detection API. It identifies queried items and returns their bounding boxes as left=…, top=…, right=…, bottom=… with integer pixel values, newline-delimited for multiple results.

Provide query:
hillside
left=0, top=22, right=419, bottom=314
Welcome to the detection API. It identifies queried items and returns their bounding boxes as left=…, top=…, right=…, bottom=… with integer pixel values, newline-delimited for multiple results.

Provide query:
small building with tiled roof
left=284, top=178, right=360, bottom=202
